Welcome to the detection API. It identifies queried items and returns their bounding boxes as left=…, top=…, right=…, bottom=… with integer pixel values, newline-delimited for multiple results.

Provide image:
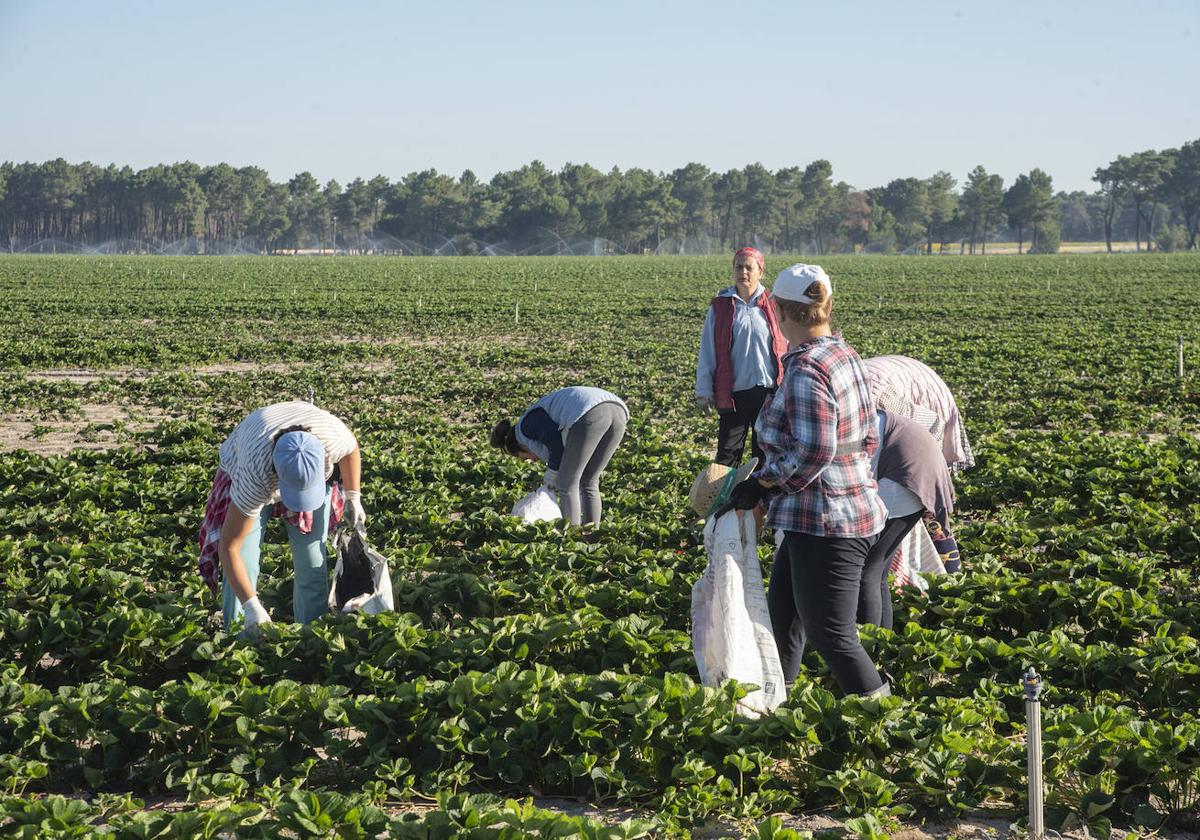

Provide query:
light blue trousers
left=221, top=489, right=331, bottom=629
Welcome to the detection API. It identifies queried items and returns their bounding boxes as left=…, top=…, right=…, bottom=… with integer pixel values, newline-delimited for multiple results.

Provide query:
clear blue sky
left=2, top=0, right=1197, bottom=193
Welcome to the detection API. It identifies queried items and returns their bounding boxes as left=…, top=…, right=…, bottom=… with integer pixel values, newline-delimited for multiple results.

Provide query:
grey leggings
left=555, top=403, right=627, bottom=525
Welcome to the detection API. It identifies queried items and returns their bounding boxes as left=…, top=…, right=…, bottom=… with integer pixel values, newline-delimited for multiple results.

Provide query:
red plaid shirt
left=754, top=334, right=887, bottom=538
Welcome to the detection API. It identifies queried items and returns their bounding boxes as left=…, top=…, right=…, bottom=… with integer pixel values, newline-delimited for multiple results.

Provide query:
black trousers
left=767, top=530, right=884, bottom=695
left=766, top=543, right=806, bottom=684
left=857, top=512, right=923, bottom=630
left=715, top=386, right=774, bottom=467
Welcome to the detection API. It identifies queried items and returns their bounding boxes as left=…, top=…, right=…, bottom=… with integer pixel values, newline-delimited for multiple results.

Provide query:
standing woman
left=724, top=264, right=889, bottom=697
left=695, top=247, right=789, bottom=467
left=197, top=401, right=366, bottom=634
left=491, top=386, right=628, bottom=525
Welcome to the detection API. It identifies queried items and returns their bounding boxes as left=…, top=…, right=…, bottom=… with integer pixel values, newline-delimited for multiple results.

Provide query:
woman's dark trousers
left=715, top=385, right=774, bottom=467
left=767, top=530, right=885, bottom=695
left=857, top=511, right=923, bottom=630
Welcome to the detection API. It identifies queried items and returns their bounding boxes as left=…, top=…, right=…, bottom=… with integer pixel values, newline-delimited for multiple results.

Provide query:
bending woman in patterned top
left=491, top=386, right=628, bottom=526
left=197, top=401, right=366, bottom=635
left=720, top=264, right=890, bottom=697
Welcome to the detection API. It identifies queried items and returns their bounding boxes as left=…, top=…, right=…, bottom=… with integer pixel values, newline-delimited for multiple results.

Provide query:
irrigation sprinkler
left=514, top=302, right=520, bottom=325
left=1023, top=666, right=1045, bottom=839
left=1178, top=336, right=1185, bottom=378
left=307, top=386, right=315, bottom=405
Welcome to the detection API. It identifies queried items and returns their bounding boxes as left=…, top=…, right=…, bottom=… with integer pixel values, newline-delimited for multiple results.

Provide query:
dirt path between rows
left=0, top=402, right=176, bottom=455
left=1, top=362, right=408, bottom=455
left=14, top=359, right=407, bottom=383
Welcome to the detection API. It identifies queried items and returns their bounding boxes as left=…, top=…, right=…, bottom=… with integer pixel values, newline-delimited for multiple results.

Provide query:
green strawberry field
left=1, top=254, right=1198, bottom=838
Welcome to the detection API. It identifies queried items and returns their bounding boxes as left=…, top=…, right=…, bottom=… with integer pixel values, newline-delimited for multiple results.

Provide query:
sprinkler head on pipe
left=1022, top=666, right=1044, bottom=700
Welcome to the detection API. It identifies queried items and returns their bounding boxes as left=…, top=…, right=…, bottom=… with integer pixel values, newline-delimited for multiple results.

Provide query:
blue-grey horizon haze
left=1, top=0, right=1196, bottom=193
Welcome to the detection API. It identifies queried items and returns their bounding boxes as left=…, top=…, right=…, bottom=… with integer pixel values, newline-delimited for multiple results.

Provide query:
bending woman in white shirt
left=859, top=410, right=956, bottom=629
left=197, top=401, right=365, bottom=634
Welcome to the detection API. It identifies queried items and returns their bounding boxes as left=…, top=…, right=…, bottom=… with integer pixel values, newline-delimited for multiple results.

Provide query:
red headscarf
left=733, top=247, right=764, bottom=273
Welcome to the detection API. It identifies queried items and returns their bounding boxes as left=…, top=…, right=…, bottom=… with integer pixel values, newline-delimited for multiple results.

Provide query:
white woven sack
left=511, top=487, right=561, bottom=523
left=692, top=509, right=786, bottom=718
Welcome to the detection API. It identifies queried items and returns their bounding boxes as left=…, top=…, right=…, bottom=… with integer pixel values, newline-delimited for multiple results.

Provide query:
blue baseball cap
left=273, top=431, right=326, bottom=512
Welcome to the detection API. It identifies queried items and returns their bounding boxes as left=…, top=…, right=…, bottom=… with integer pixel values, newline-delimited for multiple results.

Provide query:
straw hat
left=688, top=458, right=758, bottom=518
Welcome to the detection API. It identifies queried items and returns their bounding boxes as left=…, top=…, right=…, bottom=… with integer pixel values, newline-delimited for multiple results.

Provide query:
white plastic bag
left=510, top=487, right=561, bottom=523
left=329, top=528, right=395, bottom=615
left=691, top=509, right=786, bottom=718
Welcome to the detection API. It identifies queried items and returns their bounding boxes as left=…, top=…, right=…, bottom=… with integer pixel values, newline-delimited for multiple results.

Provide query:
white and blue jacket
left=695, top=285, right=779, bottom=398
left=515, top=386, right=628, bottom=470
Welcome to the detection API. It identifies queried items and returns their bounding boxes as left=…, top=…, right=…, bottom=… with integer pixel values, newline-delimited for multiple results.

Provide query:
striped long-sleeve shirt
left=218, top=401, right=357, bottom=517
left=754, top=335, right=887, bottom=538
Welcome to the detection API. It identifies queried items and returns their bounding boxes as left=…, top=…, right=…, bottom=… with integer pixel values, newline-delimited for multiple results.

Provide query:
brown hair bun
left=490, top=419, right=520, bottom=455
left=776, top=282, right=832, bottom=326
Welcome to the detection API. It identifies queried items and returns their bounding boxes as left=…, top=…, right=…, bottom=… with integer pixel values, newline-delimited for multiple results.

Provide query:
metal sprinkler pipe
left=1023, top=666, right=1045, bottom=839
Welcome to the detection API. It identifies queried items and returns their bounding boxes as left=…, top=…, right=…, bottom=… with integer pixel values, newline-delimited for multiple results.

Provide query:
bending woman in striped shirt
left=197, top=401, right=366, bottom=635
left=723, top=264, right=890, bottom=698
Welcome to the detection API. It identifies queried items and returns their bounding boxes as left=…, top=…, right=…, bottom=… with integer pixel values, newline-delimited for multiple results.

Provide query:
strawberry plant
left=1, top=253, right=1199, bottom=835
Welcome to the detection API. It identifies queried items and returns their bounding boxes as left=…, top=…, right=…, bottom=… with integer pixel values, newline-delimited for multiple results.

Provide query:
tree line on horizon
left=1, top=141, right=1197, bottom=256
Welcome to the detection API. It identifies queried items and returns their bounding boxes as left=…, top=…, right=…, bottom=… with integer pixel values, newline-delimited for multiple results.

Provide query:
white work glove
left=344, top=489, right=367, bottom=534
left=696, top=395, right=714, bottom=415
left=541, top=469, right=559, bottom=493
left=240, top=596, right=272, bottom=639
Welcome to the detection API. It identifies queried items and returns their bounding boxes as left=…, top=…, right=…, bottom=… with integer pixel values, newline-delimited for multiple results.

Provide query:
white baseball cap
left=773, top=263, right=832, bottom=303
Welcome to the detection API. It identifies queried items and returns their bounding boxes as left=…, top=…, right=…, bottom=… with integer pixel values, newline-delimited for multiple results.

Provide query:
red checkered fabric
left=888, top=544, right=912, bottom=587
left=198, top=468, right=345, bottom=595
left=733, top=246, right=765, bottom=272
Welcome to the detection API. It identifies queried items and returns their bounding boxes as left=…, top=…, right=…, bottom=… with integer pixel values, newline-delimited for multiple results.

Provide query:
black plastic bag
left=330, top=528, right=394, bottom=614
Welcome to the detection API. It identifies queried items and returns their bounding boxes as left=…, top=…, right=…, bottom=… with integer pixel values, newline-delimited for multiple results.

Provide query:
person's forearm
left=219, top=507, right=258, bottom=604
left=696, top=309, right=716, bottom=395
left=759, top=445, right=834, bottom=492
left=339, top=446, right=361, bottom=492
left=220, top=546, right=256, bottom=604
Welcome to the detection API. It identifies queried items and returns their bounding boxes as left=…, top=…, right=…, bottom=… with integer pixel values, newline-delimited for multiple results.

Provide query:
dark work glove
left=730, top=478, right=767, bottom=509
left=712, top=478, right=767, bottom=519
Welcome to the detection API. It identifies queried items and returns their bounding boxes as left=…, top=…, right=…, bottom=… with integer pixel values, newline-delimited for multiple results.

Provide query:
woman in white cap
left=491, top=386, right=628, bottom=525
left=197, top=401, right=366, bottom=633
left=722, top=264, right=890, bottom=697
left=695, top=247, right=788, bottom=467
